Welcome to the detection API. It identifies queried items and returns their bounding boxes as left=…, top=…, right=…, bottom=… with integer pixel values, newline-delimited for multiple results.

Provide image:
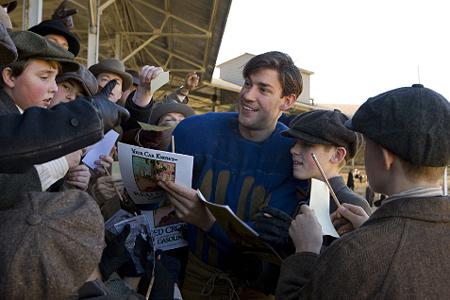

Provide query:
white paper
left=151, top=71, right=170, bottom=93
left=82, top=130, right=119, bottom=170
left=117, top=142, right=193, bottom=205
left=309, top=178, right=339, bottom=238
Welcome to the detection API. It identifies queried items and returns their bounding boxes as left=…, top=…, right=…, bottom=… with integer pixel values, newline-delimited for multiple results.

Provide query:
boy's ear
left=331, top=147, right=347, bottom=164
left=280, top=93, right=297, bottom=111
left=2, top=67, right=15, bottom=89
left=381, top=147, right=395, bottom=171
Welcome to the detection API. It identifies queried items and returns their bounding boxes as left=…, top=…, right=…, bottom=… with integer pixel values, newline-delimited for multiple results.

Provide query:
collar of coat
left=364, top=196, right=450, bottom=224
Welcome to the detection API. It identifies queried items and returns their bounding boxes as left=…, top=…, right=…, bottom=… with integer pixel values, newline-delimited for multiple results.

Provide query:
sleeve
left=121, top=91, right=154, bottom=131
left=34, top=157, right=69, bottom=191
left=276, top=252, right=319, bottom=300
left=0, top=100, right=102, bottom=173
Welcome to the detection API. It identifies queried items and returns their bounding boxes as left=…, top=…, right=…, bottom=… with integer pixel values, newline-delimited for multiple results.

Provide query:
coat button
left=26, top=213, right=42, bottom=225
left=70, top=118, right=79, bottom=127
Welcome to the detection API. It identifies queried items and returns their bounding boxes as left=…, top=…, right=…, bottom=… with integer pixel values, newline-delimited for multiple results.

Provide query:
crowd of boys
left=0, top=1, right=449, bottom=299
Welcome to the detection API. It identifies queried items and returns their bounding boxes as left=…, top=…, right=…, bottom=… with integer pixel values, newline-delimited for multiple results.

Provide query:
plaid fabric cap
left=346, top=84, right=450, bottom=166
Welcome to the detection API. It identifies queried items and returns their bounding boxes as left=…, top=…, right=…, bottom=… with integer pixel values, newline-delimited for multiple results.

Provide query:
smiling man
left=159, top=51, right=307, bottom=299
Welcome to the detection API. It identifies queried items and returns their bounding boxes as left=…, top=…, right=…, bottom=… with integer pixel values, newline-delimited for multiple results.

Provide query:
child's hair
left=1, top=59, right=61, bottom=84
left=399, top=159, right=445, bottom=182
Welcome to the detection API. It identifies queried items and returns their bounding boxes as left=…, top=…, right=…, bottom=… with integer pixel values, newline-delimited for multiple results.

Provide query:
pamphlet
left=117, top=142, right=193, bottom=205
left=196, top=190, right=282, bottom=265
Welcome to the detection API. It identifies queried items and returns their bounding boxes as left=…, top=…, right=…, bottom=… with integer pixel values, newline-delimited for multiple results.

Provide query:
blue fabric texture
left=173, top=112, right=307, bottom=268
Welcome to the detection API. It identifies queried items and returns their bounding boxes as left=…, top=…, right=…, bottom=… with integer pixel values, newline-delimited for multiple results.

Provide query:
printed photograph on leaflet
left=143, top=205, right=188, bottom=251
left=117, top=142, right=193, bottom=205
left=196, top=190, right=283, bottom=265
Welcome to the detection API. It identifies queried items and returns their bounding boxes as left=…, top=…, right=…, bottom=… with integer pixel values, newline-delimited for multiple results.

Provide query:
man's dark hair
left=243, top=51, right=303, bottom=98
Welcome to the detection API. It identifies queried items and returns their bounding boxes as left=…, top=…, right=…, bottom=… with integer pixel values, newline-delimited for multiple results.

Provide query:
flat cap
left=0, top=23, right=17, bottom=65
left=0, top=191, right=104, bottom=299
left=282, top=109, right=360, bottom=158
left=56, top=63, right=98, bottom=96
left=10, top=30, right=79, bottom=73
left=346, top=84, right=450, bottom=167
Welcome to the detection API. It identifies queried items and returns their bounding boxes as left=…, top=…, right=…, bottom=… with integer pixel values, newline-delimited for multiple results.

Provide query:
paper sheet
left=309, top=178, right=339, bottom=238
left=151, top=71, right=170, bottom=93
left=82, top=130, right=119, bottom=169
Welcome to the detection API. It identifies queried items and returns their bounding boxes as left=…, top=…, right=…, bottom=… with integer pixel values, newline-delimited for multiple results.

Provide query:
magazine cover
left=142, top=205, right=188, bottom=251
left=117, top=142, right=194, bottom=205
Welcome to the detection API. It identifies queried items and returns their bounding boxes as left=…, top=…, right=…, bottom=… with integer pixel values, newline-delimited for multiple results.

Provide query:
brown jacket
left=276, top=196, right=450, bottom=299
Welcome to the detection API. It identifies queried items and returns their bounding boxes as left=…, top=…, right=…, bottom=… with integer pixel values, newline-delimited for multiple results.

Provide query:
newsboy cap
left=149, top=99, right=195, bottom=125
left=346, top=84, right=450, bottom=167
left=10, top=30, right=79, bottom=73
left=56, top=63, right=98, bottom=96
left=28, top=19, right=80, bottom=56
left=89, top=58, right=133, bottom=91
left=0, top=23, right=17, bottom=65
left=0, top=191, right=104, bottom=300
left=282, top=109, right=361, bottom=159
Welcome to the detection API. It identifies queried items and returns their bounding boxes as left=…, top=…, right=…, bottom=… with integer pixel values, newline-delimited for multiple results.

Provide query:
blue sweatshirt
left=173, top=112, right=306, bottom=268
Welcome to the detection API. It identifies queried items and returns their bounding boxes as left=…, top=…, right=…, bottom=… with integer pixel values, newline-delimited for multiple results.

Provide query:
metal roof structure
left=9, top=0, right=233, bottom=112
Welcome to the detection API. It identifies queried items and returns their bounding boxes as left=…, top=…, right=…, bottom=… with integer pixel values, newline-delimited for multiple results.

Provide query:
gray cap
left=0, top=191, right=105, bottom=299
left=346, top=84, right=450, bottom=167
left=10, top=30, right=79, bottom=73
left=149, top=99, right=195, bottom=125
left=89, top=58, right=133, bottom=91
left=282, top=109, right=361, bottom=159
left=56, top=63, right=98, bottom=96
left=0, top=23, right=16, bottom=66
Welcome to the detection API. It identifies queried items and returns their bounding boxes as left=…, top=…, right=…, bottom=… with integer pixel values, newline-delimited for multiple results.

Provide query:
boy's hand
left=94, top=155, right=114, bottom=176
left=158, top=181, right=215, bottom=232
left=289, top=205, right=323, bottom=254
left=331, top=203, right=370, bottom=235
left=65, top=164, right=91, bottom=190
left=64, top=150, right=82, bottom=169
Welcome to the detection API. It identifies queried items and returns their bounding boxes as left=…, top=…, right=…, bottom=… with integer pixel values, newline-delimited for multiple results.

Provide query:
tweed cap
left=10, top=30, right=79, bottom=73
left=282, top=109, right=361, bottom=158
left=89, top=58, right=133, bottom=91
left=28, top=19, right=80, bottom=56
left=57, top=63, right=98, bottom=96
left=346, top=84, right=450, bottom=167
left=149, top=99, right=195, bottom=125
left=0, top=23, right=17, bottom=65
left=0, top=191, right=105, bottom=300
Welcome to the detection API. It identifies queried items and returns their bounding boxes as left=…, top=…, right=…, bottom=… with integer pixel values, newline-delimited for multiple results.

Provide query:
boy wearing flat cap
left=276, top=84, right=450, bottom=299
left=282, top=109, right=371, bottom=216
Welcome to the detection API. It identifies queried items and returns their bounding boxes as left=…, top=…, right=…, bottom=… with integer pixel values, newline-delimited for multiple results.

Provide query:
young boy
left=282, top=109, right=371, bottom=215
left=276, top=84, right=450, bottom=299
left=49, top=64, right=98, bottom=107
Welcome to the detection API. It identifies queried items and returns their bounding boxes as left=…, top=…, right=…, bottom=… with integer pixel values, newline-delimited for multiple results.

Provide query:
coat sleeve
left=0, top=100, right=102, bottom=173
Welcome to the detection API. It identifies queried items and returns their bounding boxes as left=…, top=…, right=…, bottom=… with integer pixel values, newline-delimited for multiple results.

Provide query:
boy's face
left=96, top=72, right=123, bottom=103
left=290, top=140, right=336, bottom=180
left=50, top=80, right=84, bottom=108
left=45, top=34, right=69, bottom=51
left=237, top=68, right=294, bottom=135
left=7, top=59, right=59, bottom=110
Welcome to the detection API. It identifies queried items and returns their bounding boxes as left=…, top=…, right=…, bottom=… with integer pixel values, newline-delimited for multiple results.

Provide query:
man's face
left=8, top=59, right=59, bottom=109
left=45, top=34, right=69, bottom=51
left=50, top=80, right=84, bottom=108
left=237, top=68, right=293, bottom=137
left=97, top=72, right=123, bottom=102
left=290, top=141, right=335, bottom=180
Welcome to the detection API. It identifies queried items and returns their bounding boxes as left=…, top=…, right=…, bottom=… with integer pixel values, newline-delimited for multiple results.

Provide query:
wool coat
left=276, top=196, right=450, bottom=300
left=0, top=89, right=102, bottom=173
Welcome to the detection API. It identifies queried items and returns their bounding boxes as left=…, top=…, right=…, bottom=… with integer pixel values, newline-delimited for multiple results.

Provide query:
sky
left=215, top=0, right=450, bottom=104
